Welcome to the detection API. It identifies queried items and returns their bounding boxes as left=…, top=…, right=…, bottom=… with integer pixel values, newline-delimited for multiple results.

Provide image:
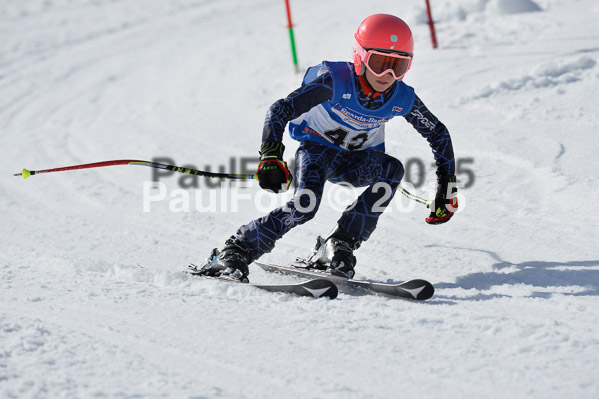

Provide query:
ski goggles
left=354, top=41, right=412, bottom=80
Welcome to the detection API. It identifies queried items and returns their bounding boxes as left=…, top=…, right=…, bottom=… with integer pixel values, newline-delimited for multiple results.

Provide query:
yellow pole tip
left=22, top=168, right=31, bottom=179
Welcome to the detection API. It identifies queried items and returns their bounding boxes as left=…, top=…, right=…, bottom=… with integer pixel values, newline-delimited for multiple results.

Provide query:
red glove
left=257, top=157, right=292, bottom=193
left=426, top=175, right=458, bottom=225
left=256, top=142, right=292, bottom=193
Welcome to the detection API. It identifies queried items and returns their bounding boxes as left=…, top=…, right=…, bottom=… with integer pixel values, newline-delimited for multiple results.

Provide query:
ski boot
left=306, top=227, right=360, bottom=279
left=198, top=236, right=251, bottom=283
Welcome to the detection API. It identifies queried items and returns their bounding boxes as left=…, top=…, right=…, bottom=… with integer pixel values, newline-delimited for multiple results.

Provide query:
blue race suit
left=237, top=61, right=455, bottom=261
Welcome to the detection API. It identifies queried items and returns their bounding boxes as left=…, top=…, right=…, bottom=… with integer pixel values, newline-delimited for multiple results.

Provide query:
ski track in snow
left=2, top=0, right=599, bottom=398
left=468, top=55, right=597, bottom=99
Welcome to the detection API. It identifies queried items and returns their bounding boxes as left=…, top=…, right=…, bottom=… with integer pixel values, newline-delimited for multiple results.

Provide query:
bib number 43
left=323, top=129, right=368, bottom=151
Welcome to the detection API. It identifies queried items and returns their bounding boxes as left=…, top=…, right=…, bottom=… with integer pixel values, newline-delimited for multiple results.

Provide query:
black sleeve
left=403, top=94, right=455, bottom=176
left=262, top=72, right=334, bottom=143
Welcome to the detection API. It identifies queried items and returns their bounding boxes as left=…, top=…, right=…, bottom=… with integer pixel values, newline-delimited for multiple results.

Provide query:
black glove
left=257, top=142, right=292, bottom=193
left=426, top=174, right=458, bottom=225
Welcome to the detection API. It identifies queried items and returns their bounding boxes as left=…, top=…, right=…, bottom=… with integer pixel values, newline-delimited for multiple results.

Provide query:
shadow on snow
left=430, top=246, right=599, bottom=301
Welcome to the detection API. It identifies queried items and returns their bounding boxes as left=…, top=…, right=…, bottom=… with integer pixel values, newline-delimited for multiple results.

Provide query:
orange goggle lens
left=366, top=51, right=411, bottom=79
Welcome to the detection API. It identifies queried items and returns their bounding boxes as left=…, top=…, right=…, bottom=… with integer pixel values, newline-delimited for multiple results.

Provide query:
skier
left=200, top=14, right=457, bottom=281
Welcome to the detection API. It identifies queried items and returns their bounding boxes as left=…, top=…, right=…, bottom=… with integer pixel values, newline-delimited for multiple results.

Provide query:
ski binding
left=186, top=263, right=338, bottom=299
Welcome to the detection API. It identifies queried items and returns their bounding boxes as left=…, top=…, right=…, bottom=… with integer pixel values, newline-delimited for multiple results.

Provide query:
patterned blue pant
left=237, top=141, right=404, bottom=261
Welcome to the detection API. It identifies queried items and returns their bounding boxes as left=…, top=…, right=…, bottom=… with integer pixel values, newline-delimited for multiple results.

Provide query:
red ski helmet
left=353, top=14, right=414, bottom=79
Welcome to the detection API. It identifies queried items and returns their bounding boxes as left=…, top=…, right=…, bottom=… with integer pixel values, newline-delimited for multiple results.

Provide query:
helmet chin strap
left=358, top=73, right=389, bottom=96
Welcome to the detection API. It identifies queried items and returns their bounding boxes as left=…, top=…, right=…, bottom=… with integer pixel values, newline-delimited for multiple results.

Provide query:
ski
left=255, top=261, right=434, bottom=300
left=186, top=264, right=338, bottom=299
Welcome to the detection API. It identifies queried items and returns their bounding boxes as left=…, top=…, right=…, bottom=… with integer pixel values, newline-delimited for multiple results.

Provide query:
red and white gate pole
left=424, top=0, right=438, bottom=49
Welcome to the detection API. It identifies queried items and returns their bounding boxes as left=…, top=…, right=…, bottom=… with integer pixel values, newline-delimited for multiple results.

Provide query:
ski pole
left=399, top=186, right=431, bottom=208
left=13, top=159, right=258, bottom=181
left=14, top=159, right=430, bottom=206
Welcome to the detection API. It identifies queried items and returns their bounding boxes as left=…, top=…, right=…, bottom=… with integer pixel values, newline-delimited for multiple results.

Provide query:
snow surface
left=2, top=0, right=599, bottom=398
